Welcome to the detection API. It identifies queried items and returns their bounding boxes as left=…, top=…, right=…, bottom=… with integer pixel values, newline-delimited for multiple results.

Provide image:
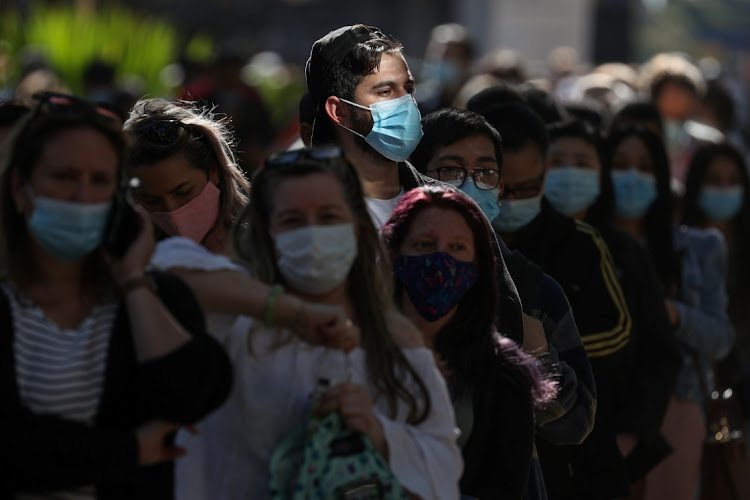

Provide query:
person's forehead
left=410, top=206, right=472, bottom=235
left=549, top=136, right=597, bottom=154
left=356, top=53, right=411, bottom=87
left=434, top=135, right=497, bottom=160
left=504, top=142, right=543, bottom=168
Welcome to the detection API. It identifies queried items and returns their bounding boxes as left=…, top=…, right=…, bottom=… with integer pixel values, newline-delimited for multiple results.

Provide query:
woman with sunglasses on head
left=124, top=98, right=247, bottom=255
left=0, top=93, right=232, bottom=498
left=124, top=98, right=355, bottom=352
left=174, top=149, right=462, bottom=500
left=381, top=185, right=556, bottom=499
left=596, top=124, right=734, bottom=500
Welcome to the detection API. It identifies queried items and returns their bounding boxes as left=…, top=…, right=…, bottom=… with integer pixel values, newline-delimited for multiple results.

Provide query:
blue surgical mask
left=492, top=195, right=542, bottom=233
left=699, top=186, right=744, bottom=222
left=27, top=194, right=112, bottom=261
left=338, top=94, right=424, bottom=162
left=446, top=179, right=500, bottom=221
left=423, top=60, right=461, bottom=87
left=544, top=166, right=601, bottom=216
left=611, top=169, right=658, bottom=219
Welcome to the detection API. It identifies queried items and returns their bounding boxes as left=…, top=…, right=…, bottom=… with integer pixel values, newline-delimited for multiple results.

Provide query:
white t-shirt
left=174, top=319, right=462, bottom=500
left=365, top=189, right=406, bottom=231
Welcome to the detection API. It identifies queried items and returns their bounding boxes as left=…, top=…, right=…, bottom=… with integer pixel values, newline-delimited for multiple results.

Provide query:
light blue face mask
left=544, top=166, right=601, bottom=216
left=338, top=93, right=424, bottom=162
left=423, top=60, right=461, bottom=87
left=27, top=194, right=112, bottom=261
left=611, top=169, right=658, bottom=219
left=699, top=186, right=744, bottom=222
left=492, top=195, right=542, bottom=233
left=446, top=178, right=500, bottom=221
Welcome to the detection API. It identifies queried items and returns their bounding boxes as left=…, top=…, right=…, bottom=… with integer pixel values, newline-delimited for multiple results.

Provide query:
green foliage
left=0, top=4, right=181, bottom=96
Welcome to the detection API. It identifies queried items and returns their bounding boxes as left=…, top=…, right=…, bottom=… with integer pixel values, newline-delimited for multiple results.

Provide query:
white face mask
left=273, top=223, right=358, bottom=295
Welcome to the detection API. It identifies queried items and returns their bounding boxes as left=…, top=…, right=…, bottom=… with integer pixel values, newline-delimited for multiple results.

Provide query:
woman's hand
left=135, top=420, right=192, bottom=466
left=109, top=205, right=155, bottom=285
left=279, top=298, right=360, bottom=352
left=316, top=382, right=388, bottom=459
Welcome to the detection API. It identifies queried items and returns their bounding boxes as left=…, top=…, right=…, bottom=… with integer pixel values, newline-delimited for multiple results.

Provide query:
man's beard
left=350, top=106, right=391, bottom=164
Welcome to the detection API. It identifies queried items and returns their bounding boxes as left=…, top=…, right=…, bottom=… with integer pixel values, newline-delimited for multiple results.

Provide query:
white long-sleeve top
left=175, top=317, right=462, bottom=500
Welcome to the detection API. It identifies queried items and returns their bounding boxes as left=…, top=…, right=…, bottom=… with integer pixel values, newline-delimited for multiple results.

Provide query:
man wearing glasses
left=411, top=107, right=598, bottom=498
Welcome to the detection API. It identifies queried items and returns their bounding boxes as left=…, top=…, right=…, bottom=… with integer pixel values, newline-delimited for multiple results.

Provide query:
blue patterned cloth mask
left=699, top=186, right=744, bottom=222
left=544, top=166, right=600, bottom=216
left=446, top=179, right=501, bottom=222
left=393, top=252, right=478, bottom=322
left=338, top=94, right=424, bottom=162
left=27, top=194, right=112, bottom=261
left=611, top=169, right=658, bottom=219
left=492, top=195, right=542, bottom=233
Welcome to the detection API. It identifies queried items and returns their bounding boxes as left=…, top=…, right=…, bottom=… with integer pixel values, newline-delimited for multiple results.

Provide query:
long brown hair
left=233, top=149, right=431, bottom=424
left=123, top=98, right=249, bottom=231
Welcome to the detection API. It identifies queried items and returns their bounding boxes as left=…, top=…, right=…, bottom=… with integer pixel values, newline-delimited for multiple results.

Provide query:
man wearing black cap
left=305, top=23, right=526, bottom=348
left=306, top=24, right=425, bottom=228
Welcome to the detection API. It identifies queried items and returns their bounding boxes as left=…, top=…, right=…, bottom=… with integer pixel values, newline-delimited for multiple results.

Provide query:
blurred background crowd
left=1, top=0, right=749, bottom=178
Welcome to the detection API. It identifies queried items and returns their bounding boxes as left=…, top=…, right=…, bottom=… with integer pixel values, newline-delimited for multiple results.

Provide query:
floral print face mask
left=393, top=251, right=479, bottom=322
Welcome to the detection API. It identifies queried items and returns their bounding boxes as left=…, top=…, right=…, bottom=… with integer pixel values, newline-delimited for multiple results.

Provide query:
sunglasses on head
left=265, top=146, right=343, bottom=167
left=31, top=91, right=122, bottom=125
left=133, top=119, right=196, bottom=145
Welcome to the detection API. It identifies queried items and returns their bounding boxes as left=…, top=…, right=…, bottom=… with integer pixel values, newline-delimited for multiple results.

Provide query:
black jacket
left=0, top=272, right=233, bottom=499
left=501, top=200, right=633, bottom=499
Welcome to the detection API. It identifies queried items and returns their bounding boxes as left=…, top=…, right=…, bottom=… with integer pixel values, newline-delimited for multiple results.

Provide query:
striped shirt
left=2, top=283, right=118, bottom=425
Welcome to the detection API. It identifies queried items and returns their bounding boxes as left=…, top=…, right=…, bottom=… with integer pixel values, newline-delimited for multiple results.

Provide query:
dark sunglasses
left=133, top=119, right=196, bottom=145
left=265, top=146, right=343, bottom=167
left=31, top=91, right=122, bottom=125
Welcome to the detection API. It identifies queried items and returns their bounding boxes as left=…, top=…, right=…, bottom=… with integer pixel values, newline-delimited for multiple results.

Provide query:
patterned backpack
left=269, top=380, right=408, bottom=500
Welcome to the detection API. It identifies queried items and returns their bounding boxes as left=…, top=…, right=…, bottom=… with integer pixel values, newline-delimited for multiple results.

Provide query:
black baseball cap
left=305, top=24, right=389, bottom=110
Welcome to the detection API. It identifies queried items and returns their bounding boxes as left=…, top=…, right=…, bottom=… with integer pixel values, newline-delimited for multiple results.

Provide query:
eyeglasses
left=266, top=146, right=343, bottom=167
left=430, top=166, right=501, bottom=190
left=502, top=172, right=545, bottom=199
left=31, top=91, right=122, bottom=125
left=133, top=119, right=195, bottom=145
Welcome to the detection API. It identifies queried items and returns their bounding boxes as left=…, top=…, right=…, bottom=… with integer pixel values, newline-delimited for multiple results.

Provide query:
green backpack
left=269, top=388, right=408, bottom=499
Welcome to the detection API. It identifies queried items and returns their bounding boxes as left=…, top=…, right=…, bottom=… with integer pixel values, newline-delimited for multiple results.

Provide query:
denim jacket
left=673, top=225, right=735, bottom=403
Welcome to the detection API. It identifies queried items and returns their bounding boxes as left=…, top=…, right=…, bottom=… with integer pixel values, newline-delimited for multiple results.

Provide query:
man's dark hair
left=410, top=107, right=503, bottom=174
left=479, top=102, right=549, bottom=157
left=610, top=100, right=663, bottom=136
left=563, top=100, right=608, bottom=133
left=305, top=25, right=403, bottom=146
left=465, top=83, right=524, bottom=116
left=517, top=83, right=567, bottom=124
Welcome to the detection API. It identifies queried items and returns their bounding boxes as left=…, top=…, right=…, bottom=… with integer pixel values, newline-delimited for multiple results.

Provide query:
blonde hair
left=123, top=98, right=249, bottom=230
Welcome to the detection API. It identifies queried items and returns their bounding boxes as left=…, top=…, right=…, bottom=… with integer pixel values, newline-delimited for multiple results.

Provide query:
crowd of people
left=0, top=20, right=748, bottom=500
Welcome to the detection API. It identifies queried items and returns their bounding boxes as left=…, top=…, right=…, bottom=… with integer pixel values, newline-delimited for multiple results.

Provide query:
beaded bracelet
left=264, top=284, right=285, bottom=327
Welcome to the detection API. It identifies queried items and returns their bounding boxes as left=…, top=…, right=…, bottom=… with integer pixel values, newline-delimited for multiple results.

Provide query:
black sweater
left=0, top=272, right=233, bottom=499
left=500, top=200, right=633, bottom=499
